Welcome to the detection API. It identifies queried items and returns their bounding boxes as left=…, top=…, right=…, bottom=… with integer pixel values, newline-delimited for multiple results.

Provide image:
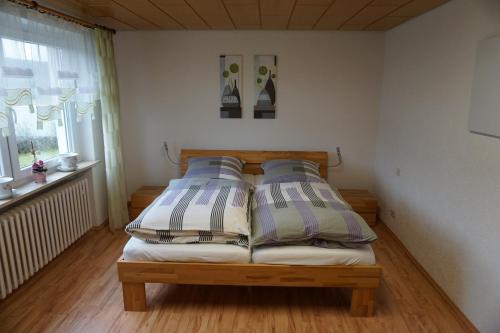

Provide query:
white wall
left=375, top=0, right=500, bottom=332
left=114, top=31, right=385, bottom=197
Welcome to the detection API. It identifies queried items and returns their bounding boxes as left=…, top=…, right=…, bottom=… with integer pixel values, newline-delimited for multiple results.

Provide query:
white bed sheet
left=242, top=173, right=255, bottom=185
left=124, top=237, right=374, bottom=265
left=242, top=173, right=265, bottom=185
left=252, top=244, right=376, bottom=265
left=254, top=174, right=264, bottom=185
left=123, top=237, right=251, bottom=263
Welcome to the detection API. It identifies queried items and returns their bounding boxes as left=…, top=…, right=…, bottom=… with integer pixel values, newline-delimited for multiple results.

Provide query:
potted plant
left=30, top=141, right=48, bottom=183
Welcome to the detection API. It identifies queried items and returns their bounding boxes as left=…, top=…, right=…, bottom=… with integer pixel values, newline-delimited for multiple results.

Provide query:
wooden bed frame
left=117, top=149, right=382, bottom=316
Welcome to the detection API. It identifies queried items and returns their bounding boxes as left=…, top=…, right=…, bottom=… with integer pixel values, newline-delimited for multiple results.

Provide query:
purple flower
left=32, top=160, right=47, bottom=173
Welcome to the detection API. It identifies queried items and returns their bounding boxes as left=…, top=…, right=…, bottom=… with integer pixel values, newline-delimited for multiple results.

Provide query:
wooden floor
left=0, top=224, right=473, bottom=333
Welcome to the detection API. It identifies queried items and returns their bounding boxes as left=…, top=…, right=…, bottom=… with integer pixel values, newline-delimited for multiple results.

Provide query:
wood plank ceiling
left=40, top=0, right=450, bottom=31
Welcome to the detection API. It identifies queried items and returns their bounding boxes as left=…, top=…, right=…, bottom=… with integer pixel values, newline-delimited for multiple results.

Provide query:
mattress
left=123, top=237, right=251, bottom=263
left=124, top=237, right=374, bottom=265
left=252, top=244, right=376, bottom=265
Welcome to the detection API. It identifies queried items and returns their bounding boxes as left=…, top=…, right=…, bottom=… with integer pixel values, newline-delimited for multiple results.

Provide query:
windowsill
left=0, top=160, right=100, bottom=211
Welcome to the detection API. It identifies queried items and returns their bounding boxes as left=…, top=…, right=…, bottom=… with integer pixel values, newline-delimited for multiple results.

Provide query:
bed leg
left=122, top=282, right=146, bottom=311
left=350, top=288, right=376, bottom=317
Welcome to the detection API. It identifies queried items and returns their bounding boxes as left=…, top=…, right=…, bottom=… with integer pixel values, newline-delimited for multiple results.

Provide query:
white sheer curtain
left=0, top=0, right=98, bottom=135
left=0, top=1, right=130, bottom=230
left=95, top=29, right=129, bottom=230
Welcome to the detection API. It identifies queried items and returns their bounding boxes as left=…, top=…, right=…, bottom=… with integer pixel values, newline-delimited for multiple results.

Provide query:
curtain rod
left=8, top=0, right=116, bottom=34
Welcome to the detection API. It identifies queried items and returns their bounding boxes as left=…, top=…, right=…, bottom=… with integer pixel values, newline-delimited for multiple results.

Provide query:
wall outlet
left=390, top=209, right=396, bottom=219
left=396, top=168, right=401, bottom=176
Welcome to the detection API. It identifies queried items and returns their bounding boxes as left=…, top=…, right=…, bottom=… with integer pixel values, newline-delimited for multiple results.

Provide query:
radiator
left=0, top=176, right=93, bottom=299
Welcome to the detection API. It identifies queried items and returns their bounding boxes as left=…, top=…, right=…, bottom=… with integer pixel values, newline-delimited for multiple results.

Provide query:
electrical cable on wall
left=328, top=147, right=343, bottom=168
left=163, top=141, right=182, bottom=165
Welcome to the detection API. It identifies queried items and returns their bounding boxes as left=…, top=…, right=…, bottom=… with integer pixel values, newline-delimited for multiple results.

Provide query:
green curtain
left=94, top=29, right=129, bottom=230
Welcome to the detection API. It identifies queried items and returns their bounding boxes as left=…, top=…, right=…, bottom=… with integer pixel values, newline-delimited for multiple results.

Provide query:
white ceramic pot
left=0, top=177, right=14, bottom=200
left=59, top=153, right=79, bottom=171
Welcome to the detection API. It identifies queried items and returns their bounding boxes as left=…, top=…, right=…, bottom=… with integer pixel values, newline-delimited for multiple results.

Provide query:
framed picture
left=220, top=55, right=242, bottom=118
left=254, top=55, right=277, bottom=119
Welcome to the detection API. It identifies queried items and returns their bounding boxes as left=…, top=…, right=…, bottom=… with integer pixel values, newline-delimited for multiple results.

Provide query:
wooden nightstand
left=129, top=186, right=167, bottom=220
left=338, top=189, right=378, bottom=227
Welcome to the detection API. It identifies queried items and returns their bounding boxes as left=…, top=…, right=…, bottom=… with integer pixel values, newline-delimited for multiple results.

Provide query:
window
left=13, top=104, right=69, bottom=161
left=14, top=106, right=65, bottom=168
left=0, top=5, right=99, bottom=182
left=2, top=38, right=48, bottom=62
left=0, top=37, right=75, bottom=180
left=2, top=103, right=73, bottom=180
left=1, top=36, right=68, bottom=180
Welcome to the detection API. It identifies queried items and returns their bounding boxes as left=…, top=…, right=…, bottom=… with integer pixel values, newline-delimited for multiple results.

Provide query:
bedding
left=242, top=173, right=255, bottom=185
left=252, top=244, right=375, bottom=265
left=251, top=181, right=377, bottom=247
left=123, top=237, right=373, bottom=265
left=184, top=156, right=245, bottom=181
left=125, top=177, right=252, bottom=247
left=254, top=174, right=264, bottom=186
left=261, top=159, right=323, bottom=184
left=123, top=237, right=251, bottom=263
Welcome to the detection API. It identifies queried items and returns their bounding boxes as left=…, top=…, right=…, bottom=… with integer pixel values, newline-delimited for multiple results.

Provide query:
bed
left=117, top=149, right=382, bottom=316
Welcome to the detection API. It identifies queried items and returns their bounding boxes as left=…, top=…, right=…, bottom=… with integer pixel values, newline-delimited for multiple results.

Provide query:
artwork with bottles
left=254, top=55, right=277, bottom=119
left=219, top=55, right=242, bottom=118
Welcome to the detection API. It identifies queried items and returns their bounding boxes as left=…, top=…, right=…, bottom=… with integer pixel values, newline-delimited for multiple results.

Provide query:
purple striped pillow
left=184, top=156, right=245, bottom=181
left=262, top=159, right=323, bottom=184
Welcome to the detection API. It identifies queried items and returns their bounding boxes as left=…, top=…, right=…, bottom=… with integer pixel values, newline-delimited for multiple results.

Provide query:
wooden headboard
left=180, top=149, right=329, bottom=178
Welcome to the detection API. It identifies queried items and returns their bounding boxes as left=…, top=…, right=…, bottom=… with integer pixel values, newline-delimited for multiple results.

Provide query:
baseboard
left=378, top=222, right=479, bottom=333
left=91, top=218, right=109, bottom=230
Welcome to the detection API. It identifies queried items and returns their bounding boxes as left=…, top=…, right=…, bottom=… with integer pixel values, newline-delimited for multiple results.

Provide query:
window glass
left=13, top=106, right=68, bottom=169
left=2, top=38, right=48, bottom=62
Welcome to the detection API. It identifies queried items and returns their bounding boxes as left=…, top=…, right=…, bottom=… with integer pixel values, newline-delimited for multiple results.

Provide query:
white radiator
left=0, top=177, right=93, bottom=299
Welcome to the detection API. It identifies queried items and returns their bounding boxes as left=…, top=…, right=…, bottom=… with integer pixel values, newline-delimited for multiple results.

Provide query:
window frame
left=0, top=136, right=13, bottom=178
